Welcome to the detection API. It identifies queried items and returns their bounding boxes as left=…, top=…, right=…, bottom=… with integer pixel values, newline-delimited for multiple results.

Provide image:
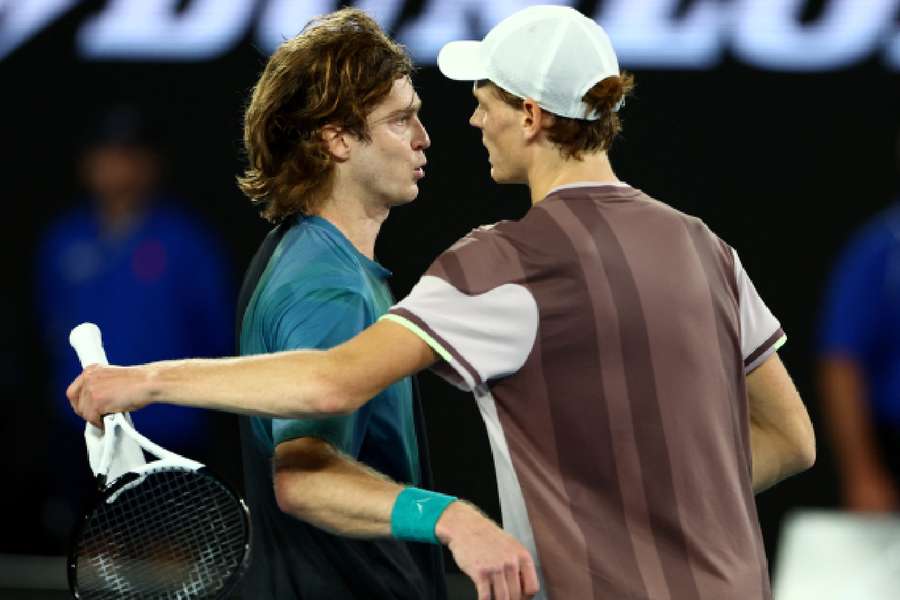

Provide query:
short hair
left=483, top=73, right=635, bottom=160
left=237, top=8, right=414, bottom=223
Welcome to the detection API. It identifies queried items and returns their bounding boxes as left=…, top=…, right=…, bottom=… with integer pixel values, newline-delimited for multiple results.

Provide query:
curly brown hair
left=237, top=8, right=414, bottom=223
left=485, top=73, right=635, bottom=160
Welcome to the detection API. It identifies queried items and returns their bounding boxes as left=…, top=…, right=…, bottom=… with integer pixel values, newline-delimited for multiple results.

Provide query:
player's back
left=494, top=183, right=773, bottom=599
left=388, top=182, right=782, bottom=599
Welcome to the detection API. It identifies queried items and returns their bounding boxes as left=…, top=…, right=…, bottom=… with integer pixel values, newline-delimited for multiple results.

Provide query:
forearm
left=279, top=465, right=488, bottom=543
left=750, top=423, right=804, bottom=493
left=69, top=320, right=437, bottom=427
left=274, top=443, right=405, bottom=537
left=274, top=440, right=540, bottom=598
left=747, top=355, right=816, bottom=493
left=146, top=350, right=347, bottom=418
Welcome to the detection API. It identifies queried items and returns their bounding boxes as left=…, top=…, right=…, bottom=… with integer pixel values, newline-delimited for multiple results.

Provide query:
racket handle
left=70, top=323, right=109, bottom=368
left=68, top=323, right=148, bottom=478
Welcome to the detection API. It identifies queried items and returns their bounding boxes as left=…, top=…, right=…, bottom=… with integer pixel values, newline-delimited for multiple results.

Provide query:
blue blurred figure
left=817, top=131, right=900, bottom=513
left=35, top=105, right=234, bottom=543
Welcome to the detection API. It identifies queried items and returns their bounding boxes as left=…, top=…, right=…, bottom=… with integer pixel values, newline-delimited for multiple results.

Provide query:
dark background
left=2, top=0, right=900, bottom=590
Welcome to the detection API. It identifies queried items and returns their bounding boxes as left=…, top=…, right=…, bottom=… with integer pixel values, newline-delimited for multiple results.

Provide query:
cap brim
left=437, top=41, right=487, bottom=81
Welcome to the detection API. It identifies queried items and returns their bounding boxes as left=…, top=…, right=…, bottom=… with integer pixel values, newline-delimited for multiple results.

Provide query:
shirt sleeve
left=381, top=227, right=539, bottom=392
left=732, top=248, right=786, bottom=373
left=268, top=284, right=370, bottom=449
left=817, top=226, right=890, bottom=361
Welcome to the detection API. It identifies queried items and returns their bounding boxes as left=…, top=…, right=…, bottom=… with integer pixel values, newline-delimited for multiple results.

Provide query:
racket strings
left=74, top=469, right=248, bottom=599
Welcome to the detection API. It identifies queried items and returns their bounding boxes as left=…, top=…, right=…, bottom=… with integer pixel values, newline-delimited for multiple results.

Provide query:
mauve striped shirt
left=384, top=182, right=784, bottom=600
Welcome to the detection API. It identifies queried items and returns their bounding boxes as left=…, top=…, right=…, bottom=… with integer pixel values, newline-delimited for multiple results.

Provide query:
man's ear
left=321, top=124, right=351, bottom=161
left=521, top=98, right=553, bottom=143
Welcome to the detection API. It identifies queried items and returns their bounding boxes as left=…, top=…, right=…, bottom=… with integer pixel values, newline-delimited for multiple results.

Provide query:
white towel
left=85, top=414, right=146, bottom=482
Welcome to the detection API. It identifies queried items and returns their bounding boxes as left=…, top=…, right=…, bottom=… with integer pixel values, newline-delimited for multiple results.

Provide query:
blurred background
left=2, top=0, right=900, bottom=598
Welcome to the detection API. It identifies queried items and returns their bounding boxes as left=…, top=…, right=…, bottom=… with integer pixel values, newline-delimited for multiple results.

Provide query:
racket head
left=68, top=465, right=252, bottom=600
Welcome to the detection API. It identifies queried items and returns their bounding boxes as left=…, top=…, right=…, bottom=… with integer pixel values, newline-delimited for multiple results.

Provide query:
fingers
left=450, top=517, right=539, bottom=600
left=473, top=574, right=491, bottom=600
left=67, top=367, right=105, bottom=428
left=66, top=372, right=84, bottom=413
left=503, top=561, right=520, bottom=600
left=491, top=566, right=512, bottom=600
left=520, top=555, right=540, bottom=597
left=88, top=409, right=105, bottom=430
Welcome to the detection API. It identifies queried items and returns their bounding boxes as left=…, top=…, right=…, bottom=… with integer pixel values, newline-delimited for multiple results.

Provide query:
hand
left=67, top=364, right=154, bottom=428
left=844, top=467, right=900, bottom=513
left=436, top=501, right=540, bottom=600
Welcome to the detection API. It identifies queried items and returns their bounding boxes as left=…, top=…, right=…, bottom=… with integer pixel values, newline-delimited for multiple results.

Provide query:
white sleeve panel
left=732, top=248, right=786, bottom=373
left=383, top=275, right=539, bottom=391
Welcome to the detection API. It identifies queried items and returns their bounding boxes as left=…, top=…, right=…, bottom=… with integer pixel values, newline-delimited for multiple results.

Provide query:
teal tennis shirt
left=240, top=215, right=420, bottom=484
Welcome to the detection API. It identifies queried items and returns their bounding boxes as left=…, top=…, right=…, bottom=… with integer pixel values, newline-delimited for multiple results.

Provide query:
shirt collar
left=546, top=180, right=631, bottom=196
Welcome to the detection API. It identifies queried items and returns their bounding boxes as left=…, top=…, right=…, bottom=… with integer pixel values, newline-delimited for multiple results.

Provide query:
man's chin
left=389, top=187, right=418, bottom=206
left=489, top=166, right=515, bottom=184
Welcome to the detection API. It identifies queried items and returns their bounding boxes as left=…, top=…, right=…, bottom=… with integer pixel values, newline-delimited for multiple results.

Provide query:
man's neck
left=314, top=192, right=389, bottom=260
left=527, top=150, right=618, bottom=205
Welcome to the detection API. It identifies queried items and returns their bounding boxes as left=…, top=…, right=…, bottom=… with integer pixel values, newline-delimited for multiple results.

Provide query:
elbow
left=310, top=376, right=357, bottom=416
left=292, top=352, right=358, bottom=419
left=273, top=472, right=298, bottom=517
left=787, top=428, right=817, bottom=475
left=273, top=470, right=312, bottom=519
left=303, top=353, right=359, bottom=416
left=796, top=435, right=817, bottom=472
left=798, top=416, right=817, bottom=471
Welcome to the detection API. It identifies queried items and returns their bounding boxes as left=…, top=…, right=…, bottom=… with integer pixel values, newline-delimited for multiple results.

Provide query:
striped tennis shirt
left=383, top=182, right=784, bottom=600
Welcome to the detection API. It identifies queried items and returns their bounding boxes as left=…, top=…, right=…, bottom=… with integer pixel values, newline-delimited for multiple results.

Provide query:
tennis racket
left=67, top=323, right=252, bottom=599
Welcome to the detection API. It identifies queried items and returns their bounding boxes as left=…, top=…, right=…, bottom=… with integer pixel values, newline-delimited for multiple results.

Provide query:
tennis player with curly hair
left=109, top=8, right=533, bottom=600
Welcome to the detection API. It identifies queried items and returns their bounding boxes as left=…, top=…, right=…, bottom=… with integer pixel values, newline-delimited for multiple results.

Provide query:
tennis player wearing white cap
left=69, top=6, right=815, bottom=600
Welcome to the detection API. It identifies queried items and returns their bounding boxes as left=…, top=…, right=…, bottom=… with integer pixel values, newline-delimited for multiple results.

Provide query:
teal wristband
left=391, top=487, right=457, bottom=544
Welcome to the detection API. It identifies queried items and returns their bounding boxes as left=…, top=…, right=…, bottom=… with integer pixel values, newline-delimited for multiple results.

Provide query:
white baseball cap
left=437, top=5, right=620, bottom=121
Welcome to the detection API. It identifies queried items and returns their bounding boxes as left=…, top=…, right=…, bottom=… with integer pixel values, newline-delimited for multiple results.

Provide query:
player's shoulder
left=443, top=221, right=511, bottom=252
left=435, top=220, right=531, bottom=271
left=267, top=229, right=367, bottom=298
left=420, top=220, right=527, bottom=290
left=646, top=196, right=732, bottom=251
left=279, top=219, right=348, bottom=261
left=269, top=253, right=365, bottom=297
left=634, top=194, right=739, bottom=269
left=634, top=190, right=713, bottom=231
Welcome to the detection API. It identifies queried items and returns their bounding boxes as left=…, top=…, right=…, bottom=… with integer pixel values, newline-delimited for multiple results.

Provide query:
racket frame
left=67, top=464, right=252, bottom=600
left=66, top=323, right=252, bottom=599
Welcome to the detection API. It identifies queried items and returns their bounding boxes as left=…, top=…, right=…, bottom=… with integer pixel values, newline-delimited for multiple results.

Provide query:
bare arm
left=68, top=319, right=437, bottom=426
left=818, top=357, right=898, bottom=511
left=273, top=436, right=404, bottom=537
left=272, top=434, right=540, bottom=600
left=747, top=353, right=816, bottom=493
left=68, top=320, right=540, bottom=598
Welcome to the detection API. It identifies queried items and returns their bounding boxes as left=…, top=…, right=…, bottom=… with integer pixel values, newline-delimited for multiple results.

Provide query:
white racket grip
left=69, top=323, right=109, bottom=368
left=69, top=322, right=146, bottom=480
